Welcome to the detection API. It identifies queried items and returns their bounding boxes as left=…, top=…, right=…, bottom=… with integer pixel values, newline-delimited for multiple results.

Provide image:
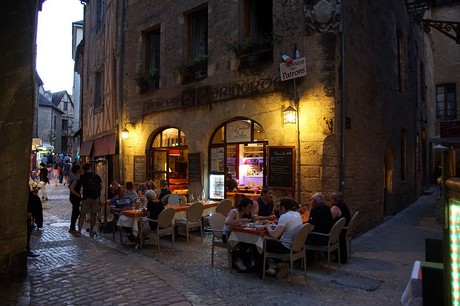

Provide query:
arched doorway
left=147, top=128, right=189, bottom=192
left=208, top=117, right=267, bottom=200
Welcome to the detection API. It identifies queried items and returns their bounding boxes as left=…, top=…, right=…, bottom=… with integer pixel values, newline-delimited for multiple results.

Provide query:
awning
left=80, top=140, right=93, bottom=156
left=93, top=134, right=117, bottom=156
left=429, top=137, right=460, bottom=148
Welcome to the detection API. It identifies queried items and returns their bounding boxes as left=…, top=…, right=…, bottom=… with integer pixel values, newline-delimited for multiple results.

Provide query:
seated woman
left=264, top=198, right=303, bottom=277
left=110, top=186, right=136, bottom=240
left=223, top=197, right=254, bottom=272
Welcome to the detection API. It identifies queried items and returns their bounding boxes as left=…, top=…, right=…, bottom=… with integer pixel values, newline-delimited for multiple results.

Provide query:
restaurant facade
left=78, top=0, right=435, bottom=233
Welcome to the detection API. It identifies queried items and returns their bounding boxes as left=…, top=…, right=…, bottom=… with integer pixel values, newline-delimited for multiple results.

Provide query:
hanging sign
left=279, top=57, right=307, bottom=81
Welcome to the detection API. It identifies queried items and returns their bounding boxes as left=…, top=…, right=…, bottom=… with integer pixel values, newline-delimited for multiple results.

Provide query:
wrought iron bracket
left=419, top=19, right=460, bottom=44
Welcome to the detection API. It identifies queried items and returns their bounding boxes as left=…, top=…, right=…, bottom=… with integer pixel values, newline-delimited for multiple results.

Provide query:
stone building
left=78, top=0, right=435, bottom=233
left=0, top=0, right=45, bottom=281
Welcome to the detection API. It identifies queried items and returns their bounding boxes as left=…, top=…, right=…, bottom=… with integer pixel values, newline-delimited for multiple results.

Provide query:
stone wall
left=0, top=0, right=41, bottom=282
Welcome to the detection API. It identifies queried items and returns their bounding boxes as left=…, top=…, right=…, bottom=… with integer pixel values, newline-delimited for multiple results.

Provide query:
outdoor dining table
left=110, top=207, right=147, bottom=243
left=167, top=201, right=219, bottom=221
left=227, top=226, right=268, bottom=254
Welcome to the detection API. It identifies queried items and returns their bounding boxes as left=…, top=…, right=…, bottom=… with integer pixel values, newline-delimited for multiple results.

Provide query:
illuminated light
left=283, top=106, right=297, bottom=124
left=122, top=128, right=129, bottom=139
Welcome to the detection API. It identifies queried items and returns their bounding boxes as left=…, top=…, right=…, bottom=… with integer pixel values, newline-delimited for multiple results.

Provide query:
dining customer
left=330, top=191, right=351, bottom=263
left=223, top=197, right=254, bottom=271
left=110, top=186, right=136, bottom=241
left=125, top=181, right=139, bottom=203
left=146, top=189, right=164, bottom=229
left=252, top=186, right=275, bottom=220
left=264, top=197, right=303, bottom=277
left=306, top=192, right=333, bottom=246
left=158, top=179, right=171, bottom=202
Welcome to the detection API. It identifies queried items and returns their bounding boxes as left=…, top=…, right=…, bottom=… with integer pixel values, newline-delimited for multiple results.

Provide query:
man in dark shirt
left=225, top=173, right=238, bottom=191
left=253, top=186, right=275, bottom=219
left=306, top=192, right=333, bottom=245
left=77, top=163, right=102, bottom=237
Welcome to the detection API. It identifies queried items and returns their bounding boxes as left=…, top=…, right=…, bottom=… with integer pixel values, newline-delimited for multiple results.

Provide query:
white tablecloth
left=117, top=215, right=140, bottom=237
left=228, top=230, right=265, bottom=253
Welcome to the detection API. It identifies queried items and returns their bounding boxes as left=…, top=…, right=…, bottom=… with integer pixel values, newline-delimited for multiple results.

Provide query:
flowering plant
left=227, top=33, right=273, bottom=57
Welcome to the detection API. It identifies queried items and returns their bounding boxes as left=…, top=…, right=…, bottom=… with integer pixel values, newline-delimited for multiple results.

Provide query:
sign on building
left=279, top=57, right=307, bottom=81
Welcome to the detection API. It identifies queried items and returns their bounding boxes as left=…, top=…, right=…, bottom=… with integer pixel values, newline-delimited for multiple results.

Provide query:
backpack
left=85, top=174, right=102, bottom=199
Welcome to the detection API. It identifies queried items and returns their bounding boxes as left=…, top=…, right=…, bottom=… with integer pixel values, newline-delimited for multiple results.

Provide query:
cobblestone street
left=3, top=183, right=442, bottom=305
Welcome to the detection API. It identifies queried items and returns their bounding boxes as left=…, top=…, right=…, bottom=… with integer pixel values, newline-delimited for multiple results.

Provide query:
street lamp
left=121, top=126, right=129, bottom=139
left=405, top=0, right=460, bottom=44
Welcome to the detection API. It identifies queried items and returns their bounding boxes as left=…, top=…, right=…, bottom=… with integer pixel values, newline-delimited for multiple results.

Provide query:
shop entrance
left=147, top=128, right=189, bottom=193
left=209, top=118, right=267, bottom=200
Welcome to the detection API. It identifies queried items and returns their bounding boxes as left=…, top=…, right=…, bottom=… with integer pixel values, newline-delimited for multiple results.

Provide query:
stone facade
left=0, top=0, right=44, bottom=282
left=80, top=0, right=435, bottom=234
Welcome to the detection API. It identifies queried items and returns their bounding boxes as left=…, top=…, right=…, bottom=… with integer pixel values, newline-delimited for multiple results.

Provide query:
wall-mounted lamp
left=283, top=106, right=297, bottom=125
left=121, top=123, right=130, bottom=140
left=405, top=0, right=460, bottom=44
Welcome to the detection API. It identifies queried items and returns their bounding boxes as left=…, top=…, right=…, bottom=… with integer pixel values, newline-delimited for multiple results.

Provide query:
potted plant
left=135, top=68, right=159, bottom=91
left=227, top=33, right=273, bottom=57
left=176, top=54, right=208, bottom=82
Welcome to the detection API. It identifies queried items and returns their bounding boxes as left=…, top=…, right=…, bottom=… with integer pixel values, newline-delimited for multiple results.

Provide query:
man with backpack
left=77, top=163, right=102, bottom=237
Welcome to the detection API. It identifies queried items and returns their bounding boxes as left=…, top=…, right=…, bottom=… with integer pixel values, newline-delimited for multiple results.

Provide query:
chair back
left=345, top=211, right=359, bottom=239
left=291, top=223, right=313, bottom=253
left=329, top=217, right=346, bottom=246
left=186, top=202, right=204, bottom=222
left=167, top=194, right=181, bottom=204
left=209, top=213, right=226, bottom=239
left=215, top=199, right=232, bottom=216
left=157, top=207, right=175, bottom=229
left=161, top=194, right=171, bottom=204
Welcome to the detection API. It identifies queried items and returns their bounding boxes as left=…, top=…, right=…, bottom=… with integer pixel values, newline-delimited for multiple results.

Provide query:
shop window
left=148, top=128, right=188, bottom=190
left=436, top=84, right=457, bottom=120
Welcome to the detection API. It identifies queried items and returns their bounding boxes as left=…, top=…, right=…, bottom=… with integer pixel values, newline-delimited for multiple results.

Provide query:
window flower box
left=135, top=68, right=159, bottom=93
left=227, top=33, right=273, bottom=57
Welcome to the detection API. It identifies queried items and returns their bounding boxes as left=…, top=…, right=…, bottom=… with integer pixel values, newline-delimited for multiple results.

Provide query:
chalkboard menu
left=188, top=153, right=202, bottom=182
left=268, top=146, right=294, bottom=188
left=134, top=156, right=146, bottom=183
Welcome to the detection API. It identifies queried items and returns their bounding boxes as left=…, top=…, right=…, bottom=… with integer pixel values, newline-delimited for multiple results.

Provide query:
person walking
left=77, top=163, right=102, bottom=237
left=53, top=162, right=60, bottom=186
left=37, top=162, right=49, bottom=201
left=68, top=164, right=83, bottom=237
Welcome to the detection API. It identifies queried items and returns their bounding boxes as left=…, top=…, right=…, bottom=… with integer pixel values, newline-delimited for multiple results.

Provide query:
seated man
left=306, top=192, right=333, bottom=246
left=264, top=198, right=303, bottom=278
left=252, top=186, right=275, bottom=220
left=110, top=186, right=136, bottom=240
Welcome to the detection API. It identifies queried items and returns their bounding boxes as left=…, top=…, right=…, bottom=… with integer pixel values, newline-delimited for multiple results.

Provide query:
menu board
left=134, top=156, right=146, bottom=182
left=268, top=146, right=294, bottom=188
left=188, top=153, right=202, bottom=182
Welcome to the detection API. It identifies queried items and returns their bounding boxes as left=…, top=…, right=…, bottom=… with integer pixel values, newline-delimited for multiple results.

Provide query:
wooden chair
left=305, top=217, right=346, bottom=274
left=208, top=213, right=232, bottom=268
left=343, top=211, right=359, bottom=258
left=141, top=207, right=175, bottom=251
left=175, top=202, right=204, bottom=244
left=262, top=223, right=313, bottom=281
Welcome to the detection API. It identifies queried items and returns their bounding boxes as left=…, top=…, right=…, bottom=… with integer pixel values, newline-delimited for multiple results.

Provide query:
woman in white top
left=223, top=197, right=253, bottom=271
